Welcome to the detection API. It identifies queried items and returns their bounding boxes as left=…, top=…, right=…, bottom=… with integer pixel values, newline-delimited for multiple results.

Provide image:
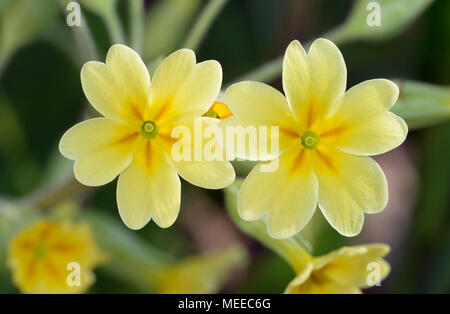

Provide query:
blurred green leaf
left=83, top=210, right=174, bottom=292
left=0, top=0, right=58, bottom=75
left=183, top=0, right=229, bottom=51
left=79, top=0, right=125, bottom=44
left=235, top=0, right=434, bottom=84
left=330, top=0, right=434, bottom=43
left=144, top=0, right=202, bottom=61
left=78, top=0, right=117, bottom=16
left=392, top=80, right=450, bottom=129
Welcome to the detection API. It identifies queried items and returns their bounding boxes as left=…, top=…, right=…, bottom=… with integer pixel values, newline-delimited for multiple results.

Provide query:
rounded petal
left=59, top=118, right=139, bottom=186
left=225, top=81, right=297, bottom=129
left=283, top=40, right=310, bottom=124
left=338, top=112, right=407, bottom=156
left=171, top=160, right=235, bottom=189
left=332, top=79, right=399, bottom=118
left=219, top=81, right=298, bottom=160
left=117, top=142, right=181, bottom=229
left=149, top=49, right=222, bottom=124
left=239, top=146, right=318, bottom=239
left=162, top=116, right=235, bottom=189
left=283, top=39, right=346, bottom=128
left=81, top=45, right=150, bottom=120
left=307, top=38, right=346, bottom=112
left=314, top=149, right=388, bottom=236
left=325, top=80, right=407, bottom=155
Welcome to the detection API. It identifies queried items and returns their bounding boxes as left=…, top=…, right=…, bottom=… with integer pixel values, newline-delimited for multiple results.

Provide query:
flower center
left=141, top=121, right=158, bottom=139
left=301, top=130, right=319, bottom=149
left=34, top=244, right=49, bottom=259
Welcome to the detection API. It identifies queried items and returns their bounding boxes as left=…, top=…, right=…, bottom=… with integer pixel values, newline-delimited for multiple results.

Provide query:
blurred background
left=0, top=0, right=449, bottom=293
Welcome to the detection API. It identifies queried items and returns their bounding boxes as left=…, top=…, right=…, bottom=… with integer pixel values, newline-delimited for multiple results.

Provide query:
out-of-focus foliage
left=392, top=80, right=450, bottom=130
left=144, top=0, right=202, bottom=60
left=0, top=0, right=449, bottom=294
left=79, top=0, right=118, bottom=16
left=331, top=0, right=434, bottom=42
left=0, top=0, right=58, bottom=74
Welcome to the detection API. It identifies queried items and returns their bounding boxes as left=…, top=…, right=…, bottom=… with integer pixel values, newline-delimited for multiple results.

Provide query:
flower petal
left=325, top=79, right=407, bottom=155
left=225, top=81, right=297, bottom=129
left=295, top=280, right=362, bottom=294
left=149, top=49, right=222, bottom=124
left=283, top=39, right=346, bottom=128
left=283, top=40, right=310, bottom=125
left=314, top=149, right=388, bottom=236
left=219, top=81, right=298, bottom=160
left=307, top=39, right=346, bottom=112
left=284, top=262, right=314, bottom=294
left=171, top=160, right=235, bottom=189
left=81, top=45, right=150, bottom=120
left=59, top=118, right=139, bottom=186
left=239, top=146, right=318, bottom=239
left=162, top=117, right=235, bottom=189
left=318, top=244, right=391, bottom=289
left=117, top=141, right=181, bottom=229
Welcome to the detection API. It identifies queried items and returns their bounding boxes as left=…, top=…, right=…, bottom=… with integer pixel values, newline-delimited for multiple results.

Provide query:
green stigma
left=141, top=121, right=158, bottom=139
left=34, top=245, right=49, bottom=259
left=203, top=109, right=220, bottom=119
left=301, top=130, right=319, bottom=149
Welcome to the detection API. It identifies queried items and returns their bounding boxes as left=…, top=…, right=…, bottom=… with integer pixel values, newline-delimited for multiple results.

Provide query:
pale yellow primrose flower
left=59, top=45, right=235, bottom=229
left=7, top=220, right=106, bottom=294
left=284, top=244, right=390, bottom=294
left=155, top=244, right=247, bottom=294
left=220, top=39, right=407, bottom=238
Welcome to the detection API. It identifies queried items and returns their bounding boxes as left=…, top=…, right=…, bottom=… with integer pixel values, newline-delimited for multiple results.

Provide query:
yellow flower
left=59, top=45, right=235, bottom=229
left=285, top=244, right=390, bottom=294
left=155, top=244, right=247, bottom=294
left=220, top=39, right=407, bottom=238
left=7, top=220, right=106, bottom=294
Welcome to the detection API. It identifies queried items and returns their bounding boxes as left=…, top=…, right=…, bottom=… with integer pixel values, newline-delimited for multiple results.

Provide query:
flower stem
left=103, top=10, right=126, bottom=44
left=183, top=0, right=229, bottom=51
left=129, top=0, right=145, bottom=54
left=60, top=0, right=98, bottom=62
left=23, top=176, right=89, bottom=211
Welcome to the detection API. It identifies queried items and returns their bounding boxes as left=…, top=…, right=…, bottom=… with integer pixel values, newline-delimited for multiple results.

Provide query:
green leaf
left=330, top=0, right=434, bottom=43
left=392, top=80, right=450, bottom=129
left=78, top=0, right=117, bottom=16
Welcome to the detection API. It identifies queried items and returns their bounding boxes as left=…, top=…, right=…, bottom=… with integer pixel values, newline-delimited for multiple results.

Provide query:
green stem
left=129, top=0, right=145, bottom=54
left=60, top=0, right=98, bottom=62
left=22, top=176, right=89, bottom=211
left=183, top=0, right=229, bottom=51
left=85, top=211, right=173, bottom=292
left=103, top=10, right=126, bottom=44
